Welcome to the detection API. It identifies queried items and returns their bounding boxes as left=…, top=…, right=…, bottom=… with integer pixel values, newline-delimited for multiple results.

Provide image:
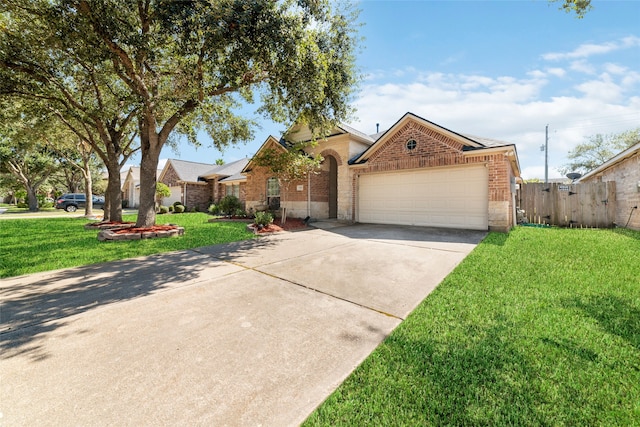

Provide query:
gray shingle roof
left=169, top=159, right=217, bottom=182
left=200, top=158, right=249, bottom=179
left=462, top=134, right=512, bottom=148
left=337, top=123, right=375, bottom=143
left=219, top=172, right=246, bottom=183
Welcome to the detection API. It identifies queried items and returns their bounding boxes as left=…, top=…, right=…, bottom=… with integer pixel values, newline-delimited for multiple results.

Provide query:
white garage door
left=358, top=166, right=488, bottom=230
left=164, top=186, right=183, bottom=206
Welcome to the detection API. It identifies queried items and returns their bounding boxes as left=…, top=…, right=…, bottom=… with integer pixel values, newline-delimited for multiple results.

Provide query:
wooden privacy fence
left=517, top=182, right=616, bottom=228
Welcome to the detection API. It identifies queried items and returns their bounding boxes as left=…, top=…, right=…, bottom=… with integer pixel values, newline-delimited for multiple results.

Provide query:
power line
left=552, top=114, right=640, bottom=132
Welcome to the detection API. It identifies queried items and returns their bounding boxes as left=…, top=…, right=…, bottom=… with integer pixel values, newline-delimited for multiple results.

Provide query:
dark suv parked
left=55, top=193, right=105, bottom=212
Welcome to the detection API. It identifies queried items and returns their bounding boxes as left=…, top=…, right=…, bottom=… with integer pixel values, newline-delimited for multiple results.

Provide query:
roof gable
left=351, top=113, right=486, bottom=164
left=163, top=159, right=216, bottom=183
left=242, top=136, right=287, bottom=173
left=200, top=158, right=249, bottom=179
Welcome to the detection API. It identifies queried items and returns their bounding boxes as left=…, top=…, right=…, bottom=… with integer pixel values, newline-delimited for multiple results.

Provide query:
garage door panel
left=358, top=166, right=488, bottom=230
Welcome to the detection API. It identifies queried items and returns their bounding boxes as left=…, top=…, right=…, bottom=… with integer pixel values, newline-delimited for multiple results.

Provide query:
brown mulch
left=112, top=224, right=179, bottom=234
left=253, top=218, right=307, bottom=234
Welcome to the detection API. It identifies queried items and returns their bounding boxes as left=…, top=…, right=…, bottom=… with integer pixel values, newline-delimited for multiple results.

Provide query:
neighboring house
left=121, top=166, right=140, bottom=208
left=158, top=158, right=249, bottom=211
left=578, top=141, right=640, bottom=230
left=199, top=159, right=249, bottom=205
left=242, top=112, right=521, bottom=232
left=121, top=166, right=163, bottom=208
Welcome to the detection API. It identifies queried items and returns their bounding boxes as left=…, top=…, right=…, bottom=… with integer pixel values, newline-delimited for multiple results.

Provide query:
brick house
left=158, top=158, right=248, bottom=211
left=578, top=141, right=640, bottom=230
left=243, top=113, right=521, bottom=232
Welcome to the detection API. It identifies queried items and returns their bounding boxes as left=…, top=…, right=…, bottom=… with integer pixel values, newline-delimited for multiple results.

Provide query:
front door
left=328, top=156, right=338, bottom=218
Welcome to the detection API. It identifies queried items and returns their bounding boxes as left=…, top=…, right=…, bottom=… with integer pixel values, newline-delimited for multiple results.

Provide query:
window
left=266, top=177, right=280, bottom=209
left=406, top=139, right=417, bottom=150
left=225, top=183, right=240, bottom=198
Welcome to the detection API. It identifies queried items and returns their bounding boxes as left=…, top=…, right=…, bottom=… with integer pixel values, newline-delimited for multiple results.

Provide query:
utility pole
left=543, top=124, right=549, bottom=183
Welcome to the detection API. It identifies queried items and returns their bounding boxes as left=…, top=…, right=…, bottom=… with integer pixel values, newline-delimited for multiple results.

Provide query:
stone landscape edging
left=97, top=226, right=185, bottom=241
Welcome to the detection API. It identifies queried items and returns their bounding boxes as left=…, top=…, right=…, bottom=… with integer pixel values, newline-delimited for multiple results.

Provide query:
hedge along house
left=243, top=112, right=521, bottom=232
left=578, top=141, right=640, bottom=230
left=158, top=158, right=248, bottom=211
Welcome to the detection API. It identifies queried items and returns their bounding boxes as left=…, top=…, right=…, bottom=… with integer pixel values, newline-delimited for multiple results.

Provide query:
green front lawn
left=304, top=227, right=640, bottom=426
left=0, top=213, right=254, bottom=278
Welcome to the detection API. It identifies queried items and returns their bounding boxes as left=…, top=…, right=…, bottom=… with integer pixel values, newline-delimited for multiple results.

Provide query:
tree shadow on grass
left=566, top=294, right=640, bottom=350
left=0, top=237, right=277, bottom=362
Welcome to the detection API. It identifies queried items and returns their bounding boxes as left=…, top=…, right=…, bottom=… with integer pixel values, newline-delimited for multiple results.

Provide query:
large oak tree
left=1, top=0, right=360, bottom=227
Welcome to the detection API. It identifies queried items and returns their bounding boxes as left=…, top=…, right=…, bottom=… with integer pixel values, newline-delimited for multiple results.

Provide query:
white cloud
left=542, top=36, right=640, bottom=61
left=603, top=63, right=628, bottom=75
left=349, top=67, right=638, bottom=181
left=575, top=75, right=622, bottom=102
left=570, top=60, right=597, bottom=74
left=547, top=68, right=566, bottom=78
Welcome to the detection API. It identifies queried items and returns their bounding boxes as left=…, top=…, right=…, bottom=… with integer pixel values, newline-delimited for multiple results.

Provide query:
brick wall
left=184, top=183, right=209, bottom=211
left=161, top=164, right=181, bottom=187
left=582, top=151, right=640, bottom=230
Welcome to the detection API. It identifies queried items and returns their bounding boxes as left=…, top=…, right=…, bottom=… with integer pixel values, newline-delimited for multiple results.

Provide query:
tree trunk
left=83, top=169, right=94, bottom=218
left=26, top=185, right=39, bottom=212
left=136, top=129, right=161, bottom=227
left=103, top=160, right=123, bottom=222
left=104, top=186, right=111, bottom=220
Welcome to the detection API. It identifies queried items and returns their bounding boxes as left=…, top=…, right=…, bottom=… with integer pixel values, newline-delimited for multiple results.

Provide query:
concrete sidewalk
left=0, top=224, right=486, bottom=426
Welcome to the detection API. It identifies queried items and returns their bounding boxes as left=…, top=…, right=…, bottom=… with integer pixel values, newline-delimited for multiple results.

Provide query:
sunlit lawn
left=0, top=213, right=253, bottom=278
left=304, top=227, right=640, bottom=426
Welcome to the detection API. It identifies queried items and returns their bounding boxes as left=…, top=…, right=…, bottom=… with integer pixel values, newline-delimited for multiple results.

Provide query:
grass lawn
left=0, top=213, right=254, bottom=278
left=304, top=227, right=640, bottom=426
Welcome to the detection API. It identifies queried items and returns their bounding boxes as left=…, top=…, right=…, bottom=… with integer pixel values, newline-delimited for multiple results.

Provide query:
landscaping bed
left=97, top=224, right=184, bottom=241
left=248, top=218, right=308, bottom=234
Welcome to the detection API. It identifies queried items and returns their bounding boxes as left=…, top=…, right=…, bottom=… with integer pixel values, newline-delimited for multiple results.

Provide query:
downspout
left=307, top=173, right=311, bottom=218
left=183, top=182, right=187, bottom=206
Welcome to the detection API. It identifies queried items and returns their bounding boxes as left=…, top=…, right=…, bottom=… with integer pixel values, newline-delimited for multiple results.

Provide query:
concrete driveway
left=0, top=223, right=486, bottom=426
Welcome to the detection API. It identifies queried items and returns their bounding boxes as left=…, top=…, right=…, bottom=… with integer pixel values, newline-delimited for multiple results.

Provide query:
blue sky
left=135, top=0, right=640, bottom=180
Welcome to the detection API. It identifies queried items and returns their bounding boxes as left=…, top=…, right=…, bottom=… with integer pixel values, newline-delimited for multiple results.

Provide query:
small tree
left=155, top=183, right=171, bottom=207
left=252, top=142, right=323, bottom=224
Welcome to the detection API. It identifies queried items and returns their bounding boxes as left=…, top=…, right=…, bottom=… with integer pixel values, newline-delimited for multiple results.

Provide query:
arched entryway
left=327, top=155, right=338, bottom=218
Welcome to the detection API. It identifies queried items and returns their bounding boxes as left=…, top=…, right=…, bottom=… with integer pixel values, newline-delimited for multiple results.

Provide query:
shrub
left=17, top=202, right=28, bottom=209
left=218, top=195, right=242, bottom=215
left=208, top=204, right=219, bottom=215
left=158, top=205, right=169, bottom=214
left=173, top=201, right=183, bottom=207
left=254, top=211, right=274, bottom=227
left=174, top=204, right=185, bottom=213
left=168, top=205, right=174, bottom=212
left=234, top=208, right=246, bottom=217
left=122, top=199, right=129, bottom=208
